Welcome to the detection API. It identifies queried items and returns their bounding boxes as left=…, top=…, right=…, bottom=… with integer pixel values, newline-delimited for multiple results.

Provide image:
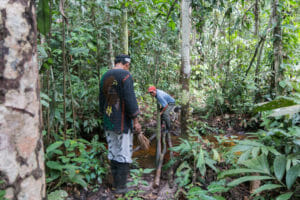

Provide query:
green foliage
left=0, top=180, right=7, bottom=200
left=184, top=180, right=229, bottom=200
left=37, top=0, right=50, bottom=36
left=128, top=168, right=154, bottom=188
left=219, top=92, right=300, bottom=199
left=254, top=97, right=299, bottom=113
left=45, top=135, right=108, bottom=191
left=171, top=131, right=219, bottom=177
left=170, top=128, right=222, bottom=198
left=36, top=0, right=299, bottom=197
left=47, top=190, right=68, bottom=200
left=121, top=168, right=154, bottom=199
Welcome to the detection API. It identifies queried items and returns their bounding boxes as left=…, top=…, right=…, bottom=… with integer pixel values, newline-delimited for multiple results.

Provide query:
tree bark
left=155, top=103, right=161, bottom=166
left=0, top=0, right=46, bottom=199
left=60, top=0, right=67, bottom=138
left=121, top=2, right=128, bottom=54
left=108, top=25, right=114, bottom=68
left=254, top=38, right=265, bottom=103
left=254, top=0, right=259, bottom=36
left=270, top=0, right=283, bottom=97
left=47, top=0, right=53, bottom=140
left=180, top=0, right=191, bottom=136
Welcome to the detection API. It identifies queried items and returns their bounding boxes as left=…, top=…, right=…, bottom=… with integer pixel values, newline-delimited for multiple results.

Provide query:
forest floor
left=69, top=112, right=256, bottom=200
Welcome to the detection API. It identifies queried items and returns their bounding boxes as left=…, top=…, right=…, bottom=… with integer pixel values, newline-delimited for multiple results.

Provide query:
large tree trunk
left=180, top=0, right=191, bottom=136
left=0, top=0, right=46, bottom=199
left=270, top=0, right=283, bottom=97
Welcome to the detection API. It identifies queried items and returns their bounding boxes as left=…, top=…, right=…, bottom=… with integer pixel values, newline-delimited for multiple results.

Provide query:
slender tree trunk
left=47, top=0, right=53, bottom=140
left=107, top=1, right=114, bottom=68
left=254, top=38, right=265, bottom=102
left=67, top=65, right=76, bottom=138
left=155, top=103, right=161, bottom=166
left=225, top=13, right=231, bottom=87
left=108, top=26, right=114, bottom=68
left=254, top=0, right=259, bottom=36
left=245, top=37, right=265, bottom=77
left=91, top=6, right=102, bottom=84
left=121, top=2, right=128, bottom=54
left=0, top=1, right=46, bottom=199
left=180, top=0, right=191, bottom=136
left=270, top=0, right=283, bottom=97
left=213, top=9, right=219, bottom=76
left=60, top=0, right=67, bottom=139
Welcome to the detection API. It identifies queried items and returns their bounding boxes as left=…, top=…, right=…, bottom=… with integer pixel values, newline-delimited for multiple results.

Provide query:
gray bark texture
left=0, top=0, right=46, bottom=199
left=180, top=0, right=191, bottom=136
left=121, top=5, right=128, bottom=54
left=271, top=0, right=283, bottom=96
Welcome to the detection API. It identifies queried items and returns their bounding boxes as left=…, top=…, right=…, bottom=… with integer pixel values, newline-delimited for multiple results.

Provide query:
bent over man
left=99, top=54, right=141, bottom=194
left=148, top=86, right=175, bottom=132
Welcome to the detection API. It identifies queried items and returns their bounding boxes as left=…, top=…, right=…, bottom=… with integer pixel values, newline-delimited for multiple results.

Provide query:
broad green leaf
left=206, top=159, right=218, bottom=172
left=0, top=190, right=5, bottom=198
left=37, top=0, right=50, bottom=35
left=267, top=147, right=281, bottom=156
left=46, top=141, right=64, bottom=153
left=254, top=97, right=297, bottom=112
left=62, top=165, right=78, bottom=170
left=274, top=155, right=286, bottom=181
left=228, top=176, right=273, bottom=187
left=237, top=150, right=251, bottom=164
left=252, top=147, right=260, bottom=157
left=46, top=171, right=60, bottom=183
left=71, top=158, right=89, bottom=163
left=242, top=155, right=270, bottom=174
left=219, top=168, right=267, bottom=179
left=261, top=146, right=269, bottom=155
left=41, top=99, right=49, bottom=108
left=46, top=161, right=63, bottom=171
left=143, top=168, right=155, bottom=174
left=286, top=164, right=300, bottom=189
left=238, top=140, right=265, bottom=147
left=270, top=105, right=300, bottom=117
left=253, top=184, right=282, bottom=195
left=187, top=187, right=217, bottom=200
left=60, top=156, right=70, bottom=163
left=231, top=145, right=252, bottom=153
left=175, top=161, right=191, bottom=187
left=48, top=190, right=68, bottom=200
left=212, top=149, right=220, bottom=162
left=276, top=192, right=294, bottom=200
left=286, top=159, right=291, bottom=171
left=207, top=184, right=229, bottom=193
left=188, top=186, right=206, bottom=196
left=40, top=92, right=51, bottom=101
left=52, top=149, right=63, bottom=156
left=199, top=162, right=207, bottom=176
left=213, top=196, right=226, bottom=200
left=196, top=148, right=205, bottom=169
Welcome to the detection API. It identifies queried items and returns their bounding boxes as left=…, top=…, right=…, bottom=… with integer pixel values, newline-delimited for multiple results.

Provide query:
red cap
left=148, top=86, right=156, bottom=93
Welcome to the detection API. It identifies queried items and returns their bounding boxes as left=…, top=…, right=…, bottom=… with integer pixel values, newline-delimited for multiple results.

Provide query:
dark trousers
left=162, top=103, right=175, bottom=130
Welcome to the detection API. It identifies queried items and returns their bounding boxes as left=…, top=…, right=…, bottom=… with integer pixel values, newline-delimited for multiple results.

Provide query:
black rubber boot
left=111, top=160, right=130, bottom=194
left=110, top=160, right=118, bottom=189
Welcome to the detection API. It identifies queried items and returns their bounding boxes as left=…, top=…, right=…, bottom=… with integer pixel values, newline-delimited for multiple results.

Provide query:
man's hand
left=133, top=118, right=142, bottom=133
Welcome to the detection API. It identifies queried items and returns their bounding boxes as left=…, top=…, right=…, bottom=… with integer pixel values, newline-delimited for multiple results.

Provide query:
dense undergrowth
left=31, top=0, right=300, bottom=199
